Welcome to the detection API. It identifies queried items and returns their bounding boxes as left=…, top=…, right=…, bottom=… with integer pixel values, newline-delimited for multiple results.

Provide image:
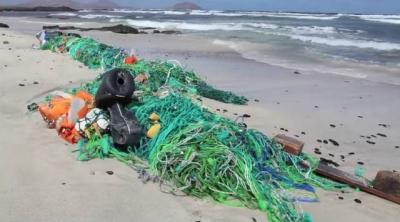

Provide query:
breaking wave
left=288, top=35, right=400, bottom=51
left=79, top=14, right=123, bottom=19
left=355, top=14, right=400, bottom=24
left=48, top=12, right=77, bottom=17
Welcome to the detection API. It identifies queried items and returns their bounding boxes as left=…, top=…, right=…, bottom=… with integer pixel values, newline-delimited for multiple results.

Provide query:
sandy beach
left=0, top=17, right=399, bottom=222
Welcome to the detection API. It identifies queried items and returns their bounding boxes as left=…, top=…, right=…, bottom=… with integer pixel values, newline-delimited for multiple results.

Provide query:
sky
left=2, top=0, right=400, bottom=14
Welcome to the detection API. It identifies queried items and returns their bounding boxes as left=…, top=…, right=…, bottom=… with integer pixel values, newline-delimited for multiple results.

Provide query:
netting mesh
left=40, top=34, right=346, bottom=222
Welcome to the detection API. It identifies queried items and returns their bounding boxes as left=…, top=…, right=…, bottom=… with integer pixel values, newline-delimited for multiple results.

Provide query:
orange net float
left=124, top=55, right=137, bottom=65
left=38, top=91, right=94, bottom=131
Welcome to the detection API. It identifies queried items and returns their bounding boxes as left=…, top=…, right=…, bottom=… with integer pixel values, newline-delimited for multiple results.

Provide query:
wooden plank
left=315, top=162, right=400, bottom=205
left=276, top=136, right=400, bottom=204
left=274, top=134, right=304, bottom=155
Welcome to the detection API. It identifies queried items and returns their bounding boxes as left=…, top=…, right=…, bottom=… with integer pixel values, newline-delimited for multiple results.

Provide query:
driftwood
left=275, top=134, right=400, bottom=205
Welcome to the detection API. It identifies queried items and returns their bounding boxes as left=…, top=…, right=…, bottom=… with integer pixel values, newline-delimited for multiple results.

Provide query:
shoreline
left=1, top=22, right=400, bottom=222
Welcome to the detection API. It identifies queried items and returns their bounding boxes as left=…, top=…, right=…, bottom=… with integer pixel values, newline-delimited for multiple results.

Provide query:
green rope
left=40, top=34, right=347, bottom=222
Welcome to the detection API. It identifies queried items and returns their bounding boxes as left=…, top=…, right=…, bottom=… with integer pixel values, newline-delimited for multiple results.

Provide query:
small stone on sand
left=377, top=133, right=387, bottom=138
left=328, top=139, right=339, bottom=146
left=106, top=171, right=114, bottom=175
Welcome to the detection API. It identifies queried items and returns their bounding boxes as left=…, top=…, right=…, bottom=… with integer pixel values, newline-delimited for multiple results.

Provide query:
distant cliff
left=0, top=6, right=77, bottom=12
left=172, top=2, right=202, bottom=10
left=14, top=0, right=119, bottom=10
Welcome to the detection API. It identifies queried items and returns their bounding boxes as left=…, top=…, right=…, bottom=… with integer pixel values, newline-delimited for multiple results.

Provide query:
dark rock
left=378, top=123, right=388, bottom=128
left=317, top=139, right=322, bottom=143
left=329, top=124, right=336, bottom=128
left=294, top=71, right=301, bottom=74
left=396, top=146, right=399, bottom=149
left=338, top=196, right=344, bottom=200
left=301, top=131, right=306, bottom=135
left=328, top=153, right=335, bottom=157
left=18, top=83, right=25, bottom=87
left=3, top=41, right=9, bottom=44
left=254, top=99, right=260, bottom=102
left=357, top=161, right=364, bottom=165
left=153, top=30, right=161, bottom=34
left=33, top=81, right=39, bottom=84
left=106, top=171, right=114, bottom=175
left=354, top=198, right=362, bottom=204
left=314, top=150, right=322, bottom=155
left=348, top=152, right=355, bottom=155
left=323, top=140, right=328, bottom=144
left=43, top=25, right=60, bottom=29
left=0, top=23, right=9, bottom=28
left=366, top=140, right=375, bottom=145
left=141, top=27, right=156, bottom=30
left=314, top=105, right=319, bottom=108
left=373, top=171, right=400, bottom=196
left=243, top=114, right=251, bottom=118
left=161, top=30, right=182, bottom=34
left=43, top=24, right=141, bottom=34
left=320, top=157, right=340, bottom=167
left=61, top=182, right=66, bottom=185
left=252, top=217, right=257, bottom=222
left=98, top=24, right=139, bottom=34
left=357, top=115, right=363, bottom=118
left=328, top=139, right=339, bottom=146
left=377, top=133, right=387, bottom=138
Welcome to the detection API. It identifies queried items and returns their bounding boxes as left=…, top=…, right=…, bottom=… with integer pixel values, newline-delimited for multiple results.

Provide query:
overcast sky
left=2, top=0, right=400, bottom=14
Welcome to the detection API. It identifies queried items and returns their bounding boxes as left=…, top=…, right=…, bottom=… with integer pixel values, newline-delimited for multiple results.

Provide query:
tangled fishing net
left=39, top=34, right=345, bottom=222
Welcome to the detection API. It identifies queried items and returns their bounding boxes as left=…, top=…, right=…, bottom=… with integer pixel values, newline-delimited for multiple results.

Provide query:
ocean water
left=5, top=9, right=400, bottom=83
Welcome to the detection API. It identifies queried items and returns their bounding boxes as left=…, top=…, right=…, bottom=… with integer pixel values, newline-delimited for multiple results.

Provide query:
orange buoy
left=124, top=56, right=137, bottom=65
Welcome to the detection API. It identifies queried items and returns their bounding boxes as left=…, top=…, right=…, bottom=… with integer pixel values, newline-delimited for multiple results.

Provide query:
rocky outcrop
left=172, top=2, right=203, bottom=10
left=43, top=24, right=182, bottom=35
left=0, top=23, right=9, bottom=28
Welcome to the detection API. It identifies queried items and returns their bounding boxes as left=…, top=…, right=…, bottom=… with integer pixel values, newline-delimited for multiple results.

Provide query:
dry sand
left=0, top=18, right=399, bottom=222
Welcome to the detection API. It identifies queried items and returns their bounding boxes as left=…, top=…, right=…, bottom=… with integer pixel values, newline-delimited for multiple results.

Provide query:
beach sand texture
left=0, top=21, right=399, bottom=222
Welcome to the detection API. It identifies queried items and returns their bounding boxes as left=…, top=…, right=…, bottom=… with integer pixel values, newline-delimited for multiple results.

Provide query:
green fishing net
left=40, top=34, right=345, bottom=222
